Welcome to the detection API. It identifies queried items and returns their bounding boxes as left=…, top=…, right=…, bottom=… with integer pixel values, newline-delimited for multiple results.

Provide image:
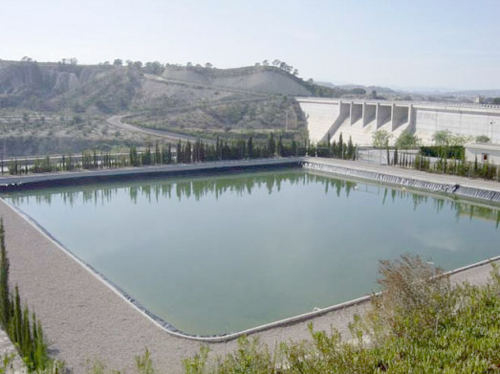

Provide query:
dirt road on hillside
left=107, top=115, right=216, bottom=145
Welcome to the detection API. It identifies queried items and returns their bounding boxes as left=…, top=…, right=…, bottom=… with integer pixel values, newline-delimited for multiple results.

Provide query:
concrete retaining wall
left=414, top=106, right=500, bottom=145
left=0, top=158, right=303, bottom=192
left=303, top=160, right=500, bottom=204
left=299, top=98, right=500, bottom=146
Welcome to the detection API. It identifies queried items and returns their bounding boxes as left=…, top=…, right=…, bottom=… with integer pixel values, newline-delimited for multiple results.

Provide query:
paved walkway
left=0, top=158, right=499, bottom=373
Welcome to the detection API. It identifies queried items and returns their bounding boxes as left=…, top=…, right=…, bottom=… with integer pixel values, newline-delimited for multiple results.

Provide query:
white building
left=465, top=143, right=500, bottom=164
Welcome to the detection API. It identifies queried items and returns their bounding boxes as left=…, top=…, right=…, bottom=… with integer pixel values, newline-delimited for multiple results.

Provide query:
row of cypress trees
left=390, top=149, right=500, bottom=181
left=0, top=219, right=51, bottom=372
left=4, top=132, right=359, bottom=176
left=316, top=132, right=357, bottom=160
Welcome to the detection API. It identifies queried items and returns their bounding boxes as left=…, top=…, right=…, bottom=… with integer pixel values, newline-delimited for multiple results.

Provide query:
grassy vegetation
left=183, top=255, right=500, bottom=373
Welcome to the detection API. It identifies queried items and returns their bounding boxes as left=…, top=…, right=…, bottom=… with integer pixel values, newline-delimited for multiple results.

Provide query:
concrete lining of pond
left=0, top=158, right=500, bottom=373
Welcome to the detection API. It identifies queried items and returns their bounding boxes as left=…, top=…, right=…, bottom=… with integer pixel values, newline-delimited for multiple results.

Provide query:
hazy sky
left=1, top=0, right=499, bottom=90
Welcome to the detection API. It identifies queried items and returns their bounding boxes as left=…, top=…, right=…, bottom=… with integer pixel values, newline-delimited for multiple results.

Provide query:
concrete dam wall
left=298, top=98, right=500, bottom=146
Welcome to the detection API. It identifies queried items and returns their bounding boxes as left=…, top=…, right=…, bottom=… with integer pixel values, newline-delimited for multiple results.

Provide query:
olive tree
left=395, top=130, right=420, bottom=149
left=372, top=130, right=392, bottom=148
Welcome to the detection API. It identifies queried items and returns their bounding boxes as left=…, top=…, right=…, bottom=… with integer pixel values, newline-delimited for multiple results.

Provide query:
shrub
left=183, top=255, right=500, bottom=373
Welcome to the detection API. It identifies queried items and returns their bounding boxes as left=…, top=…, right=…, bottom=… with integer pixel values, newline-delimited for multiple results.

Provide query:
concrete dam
left=297, top=98, right=500, bottom=146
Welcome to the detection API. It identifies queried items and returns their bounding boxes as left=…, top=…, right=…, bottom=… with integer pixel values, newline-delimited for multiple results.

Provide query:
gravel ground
left=0, top=160, right=499, bottom=373
left=0, top=329, right=26, bottom=374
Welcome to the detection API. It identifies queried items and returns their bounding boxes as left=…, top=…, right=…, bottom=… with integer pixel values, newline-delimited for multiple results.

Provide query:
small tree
left=372, top=130, right=392, bottom=148
left=432, top=130, right=452, bottom=146
left=433, top=130, right=472, bottom=146
left=475, top=135, right=491, bottom=143
left=395, top=130, right=419, bottom=149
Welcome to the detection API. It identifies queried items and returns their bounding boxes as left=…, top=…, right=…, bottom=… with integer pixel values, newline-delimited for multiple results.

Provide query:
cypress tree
left=291, top=140, right=297, bottom=156
left=129, top=146, right=138, bottom=166
left=155, top=142, right=161, bottom=164
left=277, top=135, right=284, bottom=157
left=338, top=133, right=344, bottom=158
left=268, top=133, right=276, bottom=156
left=216, top=136, right=222, bottom=160
left=0, top=219, right=10, bottom=329
left=32, top=312, right=37, bottom=344
left=0, top=228, right=50, bottom=371
left=22, top=305, right=31, bottom=357
left=247, top=137, right=253, bottom=159
left=347, top=136, right=354, bottom=159
left=14, top=285, right=22, bottom=344
left=331, top=140, right=337, bottom=158
left=34, top=320, right=48, bottom=371
left=198, top=140, right=204, bottom=162
left=176, top=141, right=182, bottom=163
left=186, top=141, right=192, bottom=163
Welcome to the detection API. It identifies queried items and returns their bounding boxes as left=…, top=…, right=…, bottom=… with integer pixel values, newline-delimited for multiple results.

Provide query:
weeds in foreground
left=135, top=349, right=154, bottom=374
left=85, top=349, right=154, bottom=374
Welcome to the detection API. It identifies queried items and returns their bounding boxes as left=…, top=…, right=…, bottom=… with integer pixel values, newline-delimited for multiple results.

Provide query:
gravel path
left=0, top=160, right=499, bottom=373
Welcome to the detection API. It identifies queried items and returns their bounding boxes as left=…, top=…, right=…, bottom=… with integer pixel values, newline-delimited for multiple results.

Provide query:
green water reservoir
left=3, top=170, right=499, bottom=335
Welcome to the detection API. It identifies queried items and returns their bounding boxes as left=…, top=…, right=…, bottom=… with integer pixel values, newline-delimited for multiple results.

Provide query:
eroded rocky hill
left=0, top=60, right=362, bottom=156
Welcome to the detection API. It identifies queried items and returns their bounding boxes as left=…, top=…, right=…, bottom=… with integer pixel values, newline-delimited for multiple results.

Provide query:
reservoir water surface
left=3, top=169, right=500, bottom=335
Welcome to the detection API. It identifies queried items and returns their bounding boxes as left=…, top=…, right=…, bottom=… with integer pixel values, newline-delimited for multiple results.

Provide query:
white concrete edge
left=304, top=158, right=500, bottom=197
left=0, top=157, right=305, bottom=187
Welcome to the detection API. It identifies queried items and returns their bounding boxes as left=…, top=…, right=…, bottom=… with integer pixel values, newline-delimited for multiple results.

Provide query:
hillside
left=160, top=65, right=312, bottom=96
left=0, top=59, right=361, bottom=156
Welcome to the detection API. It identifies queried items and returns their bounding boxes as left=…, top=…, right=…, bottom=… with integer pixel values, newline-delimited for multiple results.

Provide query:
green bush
left=420, top=146, right=464, bottom=159
left=184, top=255, right=500, bottom=373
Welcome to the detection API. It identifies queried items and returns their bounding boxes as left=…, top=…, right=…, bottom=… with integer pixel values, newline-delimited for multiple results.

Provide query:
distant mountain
left=315, top=81, right=336, bottom=88
left=447, top=89, right=500, bottom=97
left=385, top=85, right=453, bottom=94
left=316, top=80, right=395, bottom=95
